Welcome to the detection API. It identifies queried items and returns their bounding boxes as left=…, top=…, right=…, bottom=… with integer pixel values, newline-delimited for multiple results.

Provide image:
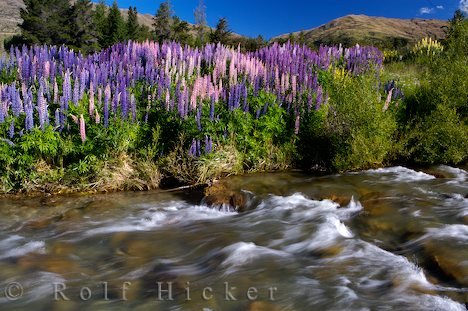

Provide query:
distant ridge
left=274, top=14, right=448, bottom=49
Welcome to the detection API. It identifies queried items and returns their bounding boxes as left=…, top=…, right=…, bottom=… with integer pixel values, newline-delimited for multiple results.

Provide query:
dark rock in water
left=23, top=215, right=63, bottom=230
left=423, top=240, right=468, bottom=287
left=421, top=168, right=450, bottom=179
left=203, top=181, right=249, bottom=212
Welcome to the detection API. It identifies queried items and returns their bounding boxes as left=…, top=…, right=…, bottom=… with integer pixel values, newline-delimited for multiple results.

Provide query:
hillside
left=275, top=15, right=448, bottom=49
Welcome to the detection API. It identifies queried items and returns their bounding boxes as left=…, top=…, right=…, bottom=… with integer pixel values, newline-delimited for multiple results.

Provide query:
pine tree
left=19, top=0, right=71, bottom=45
left=105, top=1, right=126, bottom=47
left=93, top=0, right=108, bottom=48
left=69, top=0, right=99, bottom=53
left=210, top=18, right=231, bottom=45
left=194, top=0, right=207, bottom=46
left=46, top=0, right=72, bottom=45
left=138, top=25, right=152, bottom=41
left=126, top=6, right=140, bottom=41
left=153, top=1, right=173, bottom=42
left=172, top=16, right=191, bottom=45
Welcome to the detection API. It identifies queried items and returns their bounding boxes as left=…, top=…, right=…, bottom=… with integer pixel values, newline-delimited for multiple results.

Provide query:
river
left=0, top=165, right=467, bottom=310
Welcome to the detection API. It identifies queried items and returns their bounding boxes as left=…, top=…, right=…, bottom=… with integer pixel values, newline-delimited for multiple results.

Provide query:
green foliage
left=69, top=0, right=99, bottom=53
left=19, top=0, right=71, bottom=46
left=225, top=92, right=294, bottom=170
left=105, top=1, right=126, bottom=47
left=126, top=6, right=140, bottom=41
left=405, top=105, right=468, bottom=164
left=299, top=72, right=398, bottom=171
left=171, top=16, right=193, bottom=45
left=93, top=0, right=108, bottom=48
left=153, top=1, right=173, bottom=42
left=210, top=18, right=232, bottom=45
left=395, top=10, right=468, bottom=166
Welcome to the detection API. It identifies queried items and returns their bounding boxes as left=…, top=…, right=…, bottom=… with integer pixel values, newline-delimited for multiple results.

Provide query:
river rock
left=423, top=240, right=468, bottom=287
left=319, top=195, right=351, bottom=207
left=203, top=181, right=248, bottom=212
left=23, top=214, right=63, bottom=230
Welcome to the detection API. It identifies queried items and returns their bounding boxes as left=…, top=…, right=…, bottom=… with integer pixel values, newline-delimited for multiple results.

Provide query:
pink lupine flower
left=79, top=114, right=86, bottom=143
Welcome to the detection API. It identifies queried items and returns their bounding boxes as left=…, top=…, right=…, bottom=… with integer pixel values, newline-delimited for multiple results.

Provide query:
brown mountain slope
left=275, top=14, right=448, bottom=49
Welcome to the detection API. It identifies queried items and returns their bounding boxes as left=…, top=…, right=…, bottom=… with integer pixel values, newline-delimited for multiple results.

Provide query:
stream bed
left=0, top=165, right=467, bottom=310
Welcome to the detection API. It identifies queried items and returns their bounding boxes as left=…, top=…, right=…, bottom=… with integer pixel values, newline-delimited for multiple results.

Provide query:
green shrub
left=405, top=105, right=467, bottom=164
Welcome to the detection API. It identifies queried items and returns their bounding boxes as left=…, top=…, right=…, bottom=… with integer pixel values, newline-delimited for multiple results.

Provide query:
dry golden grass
left=93, top=153, right=161, bottom=192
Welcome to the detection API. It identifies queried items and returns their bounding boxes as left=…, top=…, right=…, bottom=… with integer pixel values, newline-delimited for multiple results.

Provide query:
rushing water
left=0, top=166, right=467, bottom=310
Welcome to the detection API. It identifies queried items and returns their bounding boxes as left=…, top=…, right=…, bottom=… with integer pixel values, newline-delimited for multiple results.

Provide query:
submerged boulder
left=203, top=181, right=249, bottom=212
left=423, top=240, right=468, bottom=287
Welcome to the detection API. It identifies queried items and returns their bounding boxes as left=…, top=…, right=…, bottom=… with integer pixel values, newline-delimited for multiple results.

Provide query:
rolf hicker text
left=52, top=282, right=278, bottom=302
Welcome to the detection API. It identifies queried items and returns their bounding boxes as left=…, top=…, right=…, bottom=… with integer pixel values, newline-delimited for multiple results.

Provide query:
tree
left=138, top=25, right=152, bottom=41
left=194, top=0, right=207, bottom=46
left=210, top=17, right=231, bottom=45
left=172, top=16, right=191, bottom=45
left=447, top=10, right=465, bottom=37
left=69, top=0, right=99, bottom=53
left=153, top=1, right=173, bottom=42
left=126, top=6, right=140, bottom=41
left=105, top=0, right=126, bottom=47
left=93, top=0, right=108, bottom=48
left=19, top=0, right=71, bottom=46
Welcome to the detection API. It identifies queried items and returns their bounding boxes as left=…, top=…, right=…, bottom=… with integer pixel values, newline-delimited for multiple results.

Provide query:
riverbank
left=1, top=18, right=467, bottom=195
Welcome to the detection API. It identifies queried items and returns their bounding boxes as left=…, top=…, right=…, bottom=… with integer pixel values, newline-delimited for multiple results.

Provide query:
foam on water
left=438, top=165, right=468, bottom=182
left=363, top=166, right=435, bottom=182
left=0, top=235, right=45, bottom=259
left=426, top=224, right=468, bottom=242
left=221, top=242, right=290, bottom=274
left=84, top=201, right=236, bottom=236
left=283, top=215, right=354, bottom=253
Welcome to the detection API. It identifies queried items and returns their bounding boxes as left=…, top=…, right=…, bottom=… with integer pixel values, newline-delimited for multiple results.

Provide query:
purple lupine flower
left=196, top=139, right=201, bottom=157
left=204, top=136, right=213, bottom=154
left=63, top=70, right=72, bottom=104
left=209, top=95, right=215, bottom=121
left=120, top=86, right=128, bottom=119
left=8, top=119, right=14, bottom=138
left=24, top=97, right=34, bottom=131
left=55, top=108, right=60, bottom=128
left=37, top=83, right=48, bottom=130
left=73, top=79, right=80, bottom=105
left=315, top=86, right=323, bottom=110
left=196, top=107, right=202, bottom=131
left=188, top=139, right=197, bottom=157
left=104, top=84, right=110, bottom=127
left=130, top=94, right=136, bottom=121
left=79, top=70, right=87, bottom=100
left=53, top=79, right=59, bottom=104
left=89, top=81, right=95, bottom=117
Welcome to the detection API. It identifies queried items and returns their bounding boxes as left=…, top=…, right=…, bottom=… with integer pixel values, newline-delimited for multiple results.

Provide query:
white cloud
left=460, top=0, right=468, bottom=14
left=419, top=7, right=434, bottom=14
left=436, top=5, right=444, bottom=10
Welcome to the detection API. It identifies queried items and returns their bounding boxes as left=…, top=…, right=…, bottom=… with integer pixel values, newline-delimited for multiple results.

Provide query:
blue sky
left=100, top=0, right=466, bottom=39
